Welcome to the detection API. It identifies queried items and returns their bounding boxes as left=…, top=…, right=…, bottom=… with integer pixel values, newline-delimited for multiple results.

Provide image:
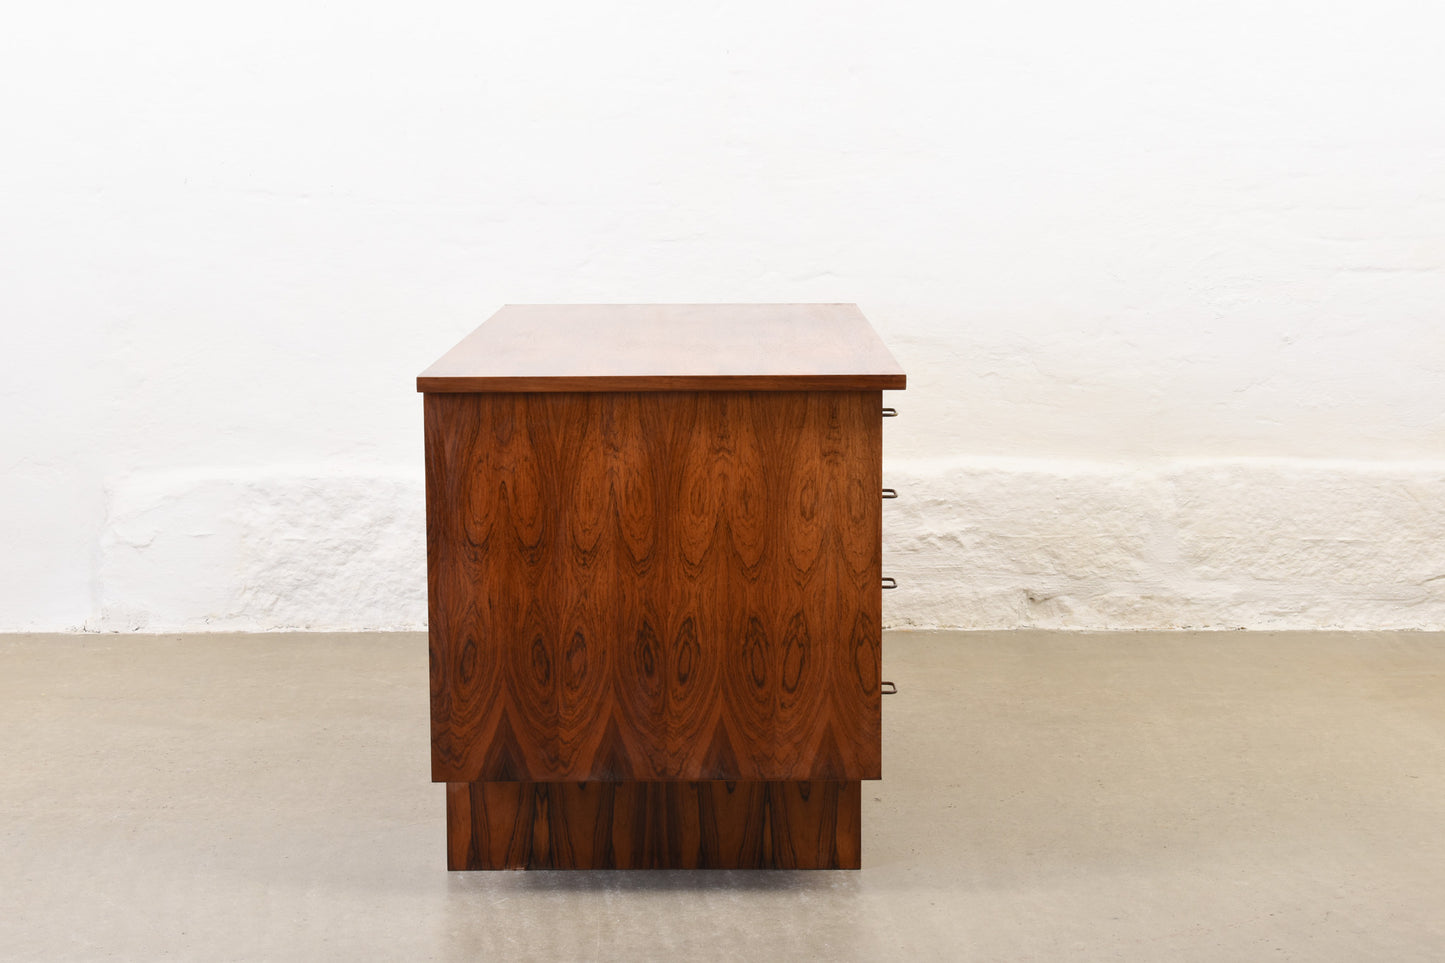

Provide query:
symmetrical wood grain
left=447, top=780, right=862, bottom=870
left=425, top=390, right=883, bottom=784
left=416, top=304, right=907, bottom=392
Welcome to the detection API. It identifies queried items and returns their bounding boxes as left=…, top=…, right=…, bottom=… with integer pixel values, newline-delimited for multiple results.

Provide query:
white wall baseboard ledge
left=884, top=456, right=1445, bottom=631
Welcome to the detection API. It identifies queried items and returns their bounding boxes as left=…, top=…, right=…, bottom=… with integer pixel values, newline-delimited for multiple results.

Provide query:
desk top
left=416, top=303, right=906, bottom=392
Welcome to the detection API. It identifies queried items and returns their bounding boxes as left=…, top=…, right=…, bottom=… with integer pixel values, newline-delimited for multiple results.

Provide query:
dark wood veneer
left=426, top=391, right=883, bottom=784
left=447, top=780, right=862, bottom=870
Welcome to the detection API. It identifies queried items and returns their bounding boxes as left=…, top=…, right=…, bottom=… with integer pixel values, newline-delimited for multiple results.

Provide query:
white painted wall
left=3, top=1, right=1442, bottom=632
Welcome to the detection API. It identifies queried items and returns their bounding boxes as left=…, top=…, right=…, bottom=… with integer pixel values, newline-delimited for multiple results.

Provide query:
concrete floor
left=2, top=632, right=1444, bottom=961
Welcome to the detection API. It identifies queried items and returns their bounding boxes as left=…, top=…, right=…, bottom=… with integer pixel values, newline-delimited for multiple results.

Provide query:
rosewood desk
left=417, top=303, right=905, bottom=869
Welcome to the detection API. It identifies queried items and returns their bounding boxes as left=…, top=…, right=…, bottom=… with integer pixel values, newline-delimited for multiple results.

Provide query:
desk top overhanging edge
left=416, top=303, right=907, bottom=393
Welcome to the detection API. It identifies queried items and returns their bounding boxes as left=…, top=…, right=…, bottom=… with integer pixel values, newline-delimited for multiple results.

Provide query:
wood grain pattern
left=416, top=304, right=907, bottom=392
left=446, top=780, right=862, bottom=870
left=425, top=391, right=883, bottom=784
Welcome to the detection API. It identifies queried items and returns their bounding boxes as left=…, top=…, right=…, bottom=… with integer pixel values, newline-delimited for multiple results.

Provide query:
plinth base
left=446, top=780, right=861, bottom=870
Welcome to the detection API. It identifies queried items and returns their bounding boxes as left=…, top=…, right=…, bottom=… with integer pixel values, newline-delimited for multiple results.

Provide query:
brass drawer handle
left=881, top=488, right=897, bottom=499
left=881, top=577, right=897, bottom=590
left=881, top=407, right=898, bottom=418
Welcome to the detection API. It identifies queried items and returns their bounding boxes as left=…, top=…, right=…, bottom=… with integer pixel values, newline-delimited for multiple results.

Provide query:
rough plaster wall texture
left=884, top=459, right=1445, bottom=631
left=97, top=469, right=426, bottom=632
left=3, top=0, right=1444, bottom=631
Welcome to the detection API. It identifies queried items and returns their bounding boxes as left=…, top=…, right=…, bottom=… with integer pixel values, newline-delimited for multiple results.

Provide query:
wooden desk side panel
left=425, top=391, right=883, bottom=783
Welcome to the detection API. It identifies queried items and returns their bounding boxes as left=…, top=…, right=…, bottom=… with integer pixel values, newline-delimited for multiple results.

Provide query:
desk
left=418, top=304, right=905, bottom=869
